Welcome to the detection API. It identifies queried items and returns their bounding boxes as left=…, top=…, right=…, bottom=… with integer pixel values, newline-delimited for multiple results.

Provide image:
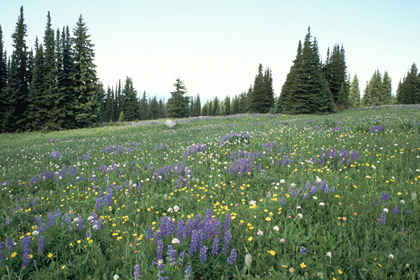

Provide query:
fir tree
left=278, top=28, right=335, bottom=114
left=348, top=74, right=361, bottom=107
left=0, top=26, right=8, bottom=130
left=4, top=6, right=31, bottom=131
left=362, top=70, right=382, bottom=107
left=396, top=63, right=419, bottom=104
left=167, top=78, right=189, bottom=118
left=224, top=96, right=231, bottom=115
left=138, top=91, right=148, bottom=120
left=381, top=71, right=392, bottom=105
left=122, top=77, right=139, bottom=121
left=323, top=44, right=348, bottom=107
left=71, top=15, right=99, bottom=128
left=248, top=64, right=274, bottom=113
left=149, top=96, right=160, bottom=120
left=104, top=86, right=115, bottom=122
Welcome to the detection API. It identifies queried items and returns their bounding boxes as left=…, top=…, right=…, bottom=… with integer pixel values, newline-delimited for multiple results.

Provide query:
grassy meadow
left=0, top=106, right=419, bottom=279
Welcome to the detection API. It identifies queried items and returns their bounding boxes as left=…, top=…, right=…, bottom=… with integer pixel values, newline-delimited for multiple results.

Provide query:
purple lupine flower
left=74, top=214, right=85, bottom=230
left=378, top=212, right=387, bottom=225
left=189, top=229, right=203, bottom=255
left=280, top=196, right=286, bottom=205
left=370, top=125, right=384, bottom=133
left=166, top=245, right=177, bottom=266
left=21, top=236, right=32, bottom=268
left=211, top=237, right=220, bottom=255
left=221, top=214, right=231, bottom=255
left=392, top=205, right=401, bottom=214
left=299, top=246, right=307, bottom=255
left=5, top=217, right=11, bottom=226
left=176, top=219, right=185, bottom=240
left=177, top=251, right=186, bottom=266
left=160, top=216, right=175, bottom=237
left=381, top=191, right=391, bottom=201
left=49, top=151, right=62, bottom=158
left=156, top=239, right=164, bottom=261
left=37, top=235, right=45, bottom=255
left=6, top=238, right=15, bottom=252
left=133, top=264, right=141, bottom=280
left=184, top=265, right=192, bottom=280
left=199, top=246, right=208, bottom=263
left=0, top=241, right=4, bottom=263
left=226, top=249, right=237, bottom=265
left=350, top=150, right=360, bottom=161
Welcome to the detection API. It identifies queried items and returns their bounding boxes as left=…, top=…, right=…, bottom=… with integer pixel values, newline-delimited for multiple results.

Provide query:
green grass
left=0, top=106, right=419, bottom=279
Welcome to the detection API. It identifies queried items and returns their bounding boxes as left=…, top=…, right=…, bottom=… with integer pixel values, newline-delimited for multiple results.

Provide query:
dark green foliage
left=190, top=94, right=201, bottom=117
left=362, top=70, right=393, bottom=106
left=71, top=15, right=100, bottom=128
left=122, top=77, right=140, bottom=121
left=138, top=90, right=148, bottom=120
left=348, top=74, right=361, bottom=107
left=396, top=63, right=420, bottom=104
left=276, top=28, right=336, bottom=114
left=167, top=78, right=190, bottom=118
left=248, top=64, right=274, bottom=113
left=224, top=96, right=231, bottom=115
left=0, top=26, right=8, bottom=131
left=4, top=6, right=31, bottom=131
left=323, top=44, right=348, bottom=107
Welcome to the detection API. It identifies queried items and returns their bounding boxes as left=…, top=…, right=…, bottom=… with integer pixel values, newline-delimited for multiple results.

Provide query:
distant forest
left=0, top=7, right=419, bottom=132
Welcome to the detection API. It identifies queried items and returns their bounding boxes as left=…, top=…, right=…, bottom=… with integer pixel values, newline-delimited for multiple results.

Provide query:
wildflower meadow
left=0, top=106, right=419, bottom=279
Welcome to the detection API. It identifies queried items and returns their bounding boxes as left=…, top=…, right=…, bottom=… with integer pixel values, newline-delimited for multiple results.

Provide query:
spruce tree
left=5, top=6, right=31, bottom=131
left=324, top=44, right=348, bottom=107
left=104, top=87, right=115, bottom=122
left=279, top=28, right=335, bottom=114
left=248, top=64, right=274, bottom=113
left=71, top=15, right=99, bottom=128
left=167, top=78, right=189, bottom=118
left=122, top=77, right=139, bottom=121
left=348, top=74, right=361, bottom=107
left=0, top=26, right=8, bottom=130
left=275, top=41, right=302, bottom=113
left=149, top=96, right=160, bottom=120
left=381, top=71, right=392, bottom=105
left=362, top=70, right=382, bottom=107
left=138, top=91, right=148, bottom=120
left=224, top=96, right=231, bottom=115
left=396, top=63, right=419, bottom=104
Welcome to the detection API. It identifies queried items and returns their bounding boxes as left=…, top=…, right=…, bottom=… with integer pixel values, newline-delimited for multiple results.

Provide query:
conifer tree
left=149, top=96, right=160, bottom=119
left=167, top=78, right=189, bottom=118
left=323, top=44, right=348, bottom=107
left=4, top=6, right=31, bottom=131
left=104, top=86, right=115, bottom=122
left=122, top=77, right=139, bottom=121
left=71, top=15, right=99, bottom=128
left=248, top=64, right=274, bottom=113
left=362, top=70, right=382, bottom=107
left=396, top=63, right=419, bottom=104
left=348, top=74, right=361, bottom=107
left=278, top=28, right=335, bottom=114
left=224, top=96, right=231, bottom=115
left=381, top=71, right=392, bottom=105
left=0, top=26, right=8, bottom=130
left=138, top=91, right=148, bottom=120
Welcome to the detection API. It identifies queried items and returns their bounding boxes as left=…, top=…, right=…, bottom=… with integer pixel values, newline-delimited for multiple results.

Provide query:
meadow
left=0, top=105, right=419, bottom=279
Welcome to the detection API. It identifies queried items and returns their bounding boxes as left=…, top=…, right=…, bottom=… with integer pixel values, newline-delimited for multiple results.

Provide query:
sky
left=1, top=0, right=420, bottom=102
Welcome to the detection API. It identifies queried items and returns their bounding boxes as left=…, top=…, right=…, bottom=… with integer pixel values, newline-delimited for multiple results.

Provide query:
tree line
left=0, top=8, right=419, bottom=132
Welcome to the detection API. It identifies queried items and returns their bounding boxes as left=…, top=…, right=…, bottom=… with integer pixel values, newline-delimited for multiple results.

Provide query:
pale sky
left=1, top=0, right=419, bottom=101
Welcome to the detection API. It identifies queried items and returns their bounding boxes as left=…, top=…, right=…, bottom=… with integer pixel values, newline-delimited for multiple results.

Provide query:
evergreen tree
left=57, top=26, right=76, bottom=128
left=231, top=95, right=239, bottom=115
left=4, top=6, right=31, bottom=131
left=194, top=94, right=201, bottom=116
left=362, top=70, right=382, bottom=107
left=248, top=64, right=274, bottom=113
left=138, top=91, right=149, bottom=120
left=278, top=28, right=335, bottom=114
left=381, top=71, right=392, bottom=105
left=27, top=38, right=46, bottom=130
left=275, top=41, right=302, bottom=113
left=104, top=86, right=115, bottom=122
left=122, top=77, right=139, bottom=121
left=396, top=63, right=419, bottom=104
left=158, top=99, right=166, bottom=118
left=212, top=96, right=220, bottom=116
left=167, top=78, right=189, bottom=118
left=149, top=96, right=160, bottom=120
left=323, top=44, right=348, bottom=107
left=0, top=26, right=8, bottom=130
left=71, top=15, right=99, bottom=128
left=348, top=74, right=361, bottom=107
left=224, top=96, right=231, bottom=115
